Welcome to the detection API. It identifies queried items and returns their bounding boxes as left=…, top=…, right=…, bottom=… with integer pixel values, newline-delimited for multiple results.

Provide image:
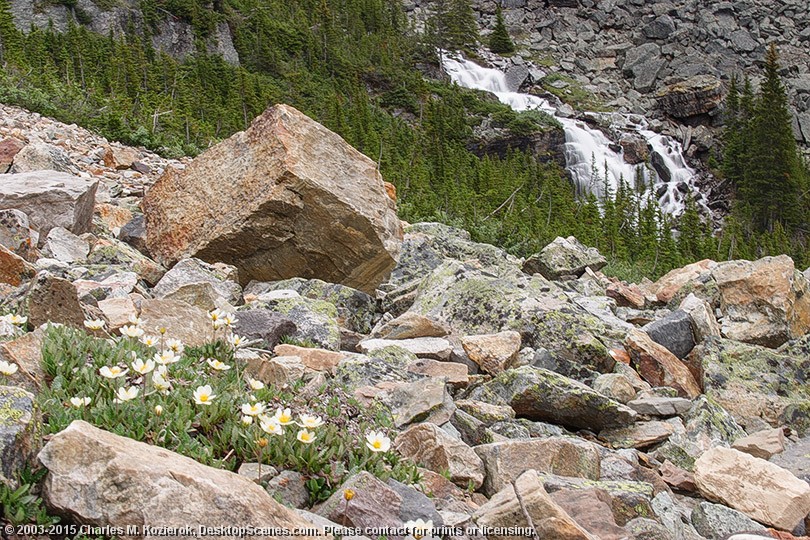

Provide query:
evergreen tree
left=488, top=5, right=514, bottom=54
left=427, top=0, right=478, bottom=51
left=721, top=75, right=745, bottom=190
left=742, top=44, right=804, bottom=232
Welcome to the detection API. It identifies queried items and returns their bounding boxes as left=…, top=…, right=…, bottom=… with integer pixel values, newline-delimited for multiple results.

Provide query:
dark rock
left=119, top=214, right=148, bottom=255
left=522, top=236, right=607, bottom=280
left=643, top=15, right=676, bottom=40
left=0, top=386, right=36, bottom=485
left=27, top=273, right=85, bottom=329
left=232, top=309, right=297, bottom=349
left=642, top=309, right=696, bottom=359
left=691, top=501, right=767, bottom=540
left=265, top=470, right=309, bottom=509
left=619, top=136, right=650, bottom=165
left=386, top=478, right=444, bottom=526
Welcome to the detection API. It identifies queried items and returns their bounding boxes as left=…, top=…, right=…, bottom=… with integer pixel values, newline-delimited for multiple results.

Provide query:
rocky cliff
left=407, top=0, right=810, bottom=151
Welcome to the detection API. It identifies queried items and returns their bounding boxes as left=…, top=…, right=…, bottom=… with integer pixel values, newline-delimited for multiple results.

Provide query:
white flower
left=120, top=325, right=144, bottom=338
left=154, top=405, right=163, bottom=416
left=83, top=319, right=106, bottom=330
left=4, top=314, right=27, bottom=326
left=152, top=371, right=171, bottom=393
left=298, top=414, right=325, bottom=429
left=365, top=431, right=391, bottom=453
left=140, top=334, right=159, bottom=347
left=206, top=358, right=231, bottom=371
left=113, top=386, right=139, bottom=403
left=403, top=519, right=433, bottom=540
left=0, top=360, right=18, bottom=376
left=241, top=402, right=266, bottom=416
left=222, top=313, right=238, bottom=327
left=128, top=314, right=143, bottom=327
left=193, top=385, right=216, bottom=405
left=99, top=365, right=128, bottom=379
left=228, top=334, right=247, bottom=348
left=260, top=418, right=283, bottom=436
left=273, top=407, right=294, bottom=425
left=131, top=357, right=155, bottom=375
left=247, top=378, right=265, bottom=390
left=69, top=396, right=91, bottom=408
left=208, top=308, right=226, bottom=325
left=241, top=415, right=254, bottom=426
left=296, top=428, right=316, bottom=444
left=154, top=350, right=178, bottom=365
left=166, top=338, right=184, bottom=354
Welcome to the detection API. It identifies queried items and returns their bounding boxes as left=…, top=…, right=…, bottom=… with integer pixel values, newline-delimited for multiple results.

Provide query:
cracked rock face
left=144, top=104, right=402, bottom=294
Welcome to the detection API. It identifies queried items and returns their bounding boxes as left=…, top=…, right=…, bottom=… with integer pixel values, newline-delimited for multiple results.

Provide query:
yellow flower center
left=373, top=440, right=382, bottom=449
left=200, top=394, right=209, bottom=402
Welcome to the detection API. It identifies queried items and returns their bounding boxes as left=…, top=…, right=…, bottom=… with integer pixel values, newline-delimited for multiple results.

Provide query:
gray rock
left=245, top=278, right=377, bottom=334
left=119, top=214, right=148, bottom=255
left=153, top=257, right=242, bottom=309
left=232, top=309, right=296, bottom=349
left=624, top=517, right=675, bottom=540
left=265, top=470, right=309, bottom=509
left=643, top=15, right=676, bottom=39
left=642, top=309, right=696, bottom=359
left=9, top=142, right=74, bottom=173
left=386, top=479, right=444, bottom=527
left=334, top=347, right=418, bottom=391
left=522, top=235, right=607, bottom=279
left=627, top=396, right=693, bottom=417
left=505, top=64, right=529, bottom=92
left=632, top=57, right=667, bottom=93
left=0, top=386, right=36, bottom=485
left=0, top=171, right=98, bottom=244
left=465, top=365, right=637, bottom=431
left=27, top=272, right=85, bottom=329
left=691, top=501, right=767, bottom=540
left=250, top=292, right=341, bottom=350
left=769, top=436, right=810, bottom=484
left=729, top=29, right=758, bottom=52
left=236, top=462, right=278, bottom=483
left=651, top=492, right=703, bottom=540
left=358, top=337, right=452, bottom=360
left=42, top=227, right=89, bottom=263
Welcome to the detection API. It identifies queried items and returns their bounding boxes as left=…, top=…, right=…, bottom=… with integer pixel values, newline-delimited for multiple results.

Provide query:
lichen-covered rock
left=42, top=227, right=89, bottom=263
left=394, top=423, right=484, bottom=490
left=0, top=208, right=38, bottom=260
left=232, top=310, right=297, bottom=350
left=0, top=386, right=36, bottom=485
left=642, top=309, right=696, bottom=359
left=693, top=447, right=810, bottom=531
left=690, top=501, right=767, bottom=540
left=696, top=337, right=810, bottom=434
left=0, top=170, right=98, bottom=244
left=711, top=255, right=810, bottom=348
left=522, top=236, right=607, bottom=279
left=377, top=378, right=454, bottom=427
left=593, top=373, right=637, bottom=404
left=655, top=75, right=724, bottom=118
left=334, top=346, right=418, bottom=392
left=474, top=437, right=601, bottom=496
left=599, top=421, right=675, bottom=449
left=0, top=244, right=35, bottom=286
left=371, top=311, right=449, bottom=340
left=653, top=397, right=747, bottom=471
left=9, top=142, right=75, bottom=173
left=358, top=337, right=452, bottom=360
left=245, top=278, right=377, bottom=334
left=38, top=421, right=320, bottom=537
left=643, top=259, right=717, bottom=305
left=143, top=104, right=402, bottom=294
left=249, top=292, right=341, bottom=350
left=0, top=329, right=44, bottom=392
left=465, top=366, right=637, bottom=431
left=679, top=293, right=721, bottom=342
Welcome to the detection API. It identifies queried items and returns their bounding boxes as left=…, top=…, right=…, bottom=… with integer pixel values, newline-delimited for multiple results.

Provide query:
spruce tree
left=488, top=5, right=514, bottom=54
left=742, top=44, right=803, bottom=232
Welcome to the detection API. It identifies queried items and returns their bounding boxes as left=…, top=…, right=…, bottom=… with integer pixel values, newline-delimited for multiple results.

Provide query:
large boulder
left=625, top=329, right=701, bottom=399
left=0, top=386, right=36, bottom=485
left=465, top=366, right=637, bottom=431
left=0, top=170, right=98, bottom=244
left=143, top=104, right=402, bottom=294
left=38, top=421, right=320, bottom=537
left=693, top=446, right=810, bottom=531
left=655, top=75, right=724, bottom=119
left=9, top=142, right=75, bottom=173
left=712, top=255, right=810, bottom=348
left=522, top=236, right=607, bottom=280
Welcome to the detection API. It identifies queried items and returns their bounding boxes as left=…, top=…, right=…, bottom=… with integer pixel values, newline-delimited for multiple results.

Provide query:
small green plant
left=0, top=468, right=60, bottom=527
left=38, top=316, right=419, bottom=504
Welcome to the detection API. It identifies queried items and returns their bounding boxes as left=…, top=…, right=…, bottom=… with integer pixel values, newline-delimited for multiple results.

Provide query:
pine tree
left=488, top=5, right=514, bottom=54
left=742, top=44, right=804, bottom=232
left=0, top=0, right=22, bottom=66
left=721, top=75, right=745, bottom=190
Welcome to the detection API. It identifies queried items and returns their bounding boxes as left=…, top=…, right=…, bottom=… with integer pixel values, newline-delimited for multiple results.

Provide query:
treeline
left=0, top=0, right=808, bottom=278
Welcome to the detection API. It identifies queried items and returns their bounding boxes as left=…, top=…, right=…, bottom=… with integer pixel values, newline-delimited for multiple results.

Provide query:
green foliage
left=37, top=325, right=419, bottom=503
left=426, top=0, right=479, bottom=52
left=488, top=5, right=514, bottom=55
left=0, top=468, right=60, bottom=527
left=541, top=73, right=607, bottom=112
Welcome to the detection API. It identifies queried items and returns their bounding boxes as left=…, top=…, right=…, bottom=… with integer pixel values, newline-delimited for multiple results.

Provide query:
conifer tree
left=488, top=5, right=514, bottom=54
left=742, top=44, right=803, bottom=232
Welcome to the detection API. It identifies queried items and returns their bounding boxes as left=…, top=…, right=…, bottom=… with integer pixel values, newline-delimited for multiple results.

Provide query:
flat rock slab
left=694, top=446, right=810, bottom=531
left=358, top=337, right=452, bottom=360
left=143, top=104, right=402, bottom=294
left=0, top=170, right=98, bottom=243
left=38, top=421, right=320, bottom=538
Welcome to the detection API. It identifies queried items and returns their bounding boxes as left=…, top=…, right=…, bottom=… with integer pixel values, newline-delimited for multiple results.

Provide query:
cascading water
left=442, top=53, right=701, bottom=215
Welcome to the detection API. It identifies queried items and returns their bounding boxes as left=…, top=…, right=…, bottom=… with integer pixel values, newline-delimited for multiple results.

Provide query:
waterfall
left=442, top=53, right=701, bottom=215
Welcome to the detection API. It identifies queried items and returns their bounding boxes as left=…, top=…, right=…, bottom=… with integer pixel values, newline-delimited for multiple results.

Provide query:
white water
left=442, top=54, right=700, bottom=215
